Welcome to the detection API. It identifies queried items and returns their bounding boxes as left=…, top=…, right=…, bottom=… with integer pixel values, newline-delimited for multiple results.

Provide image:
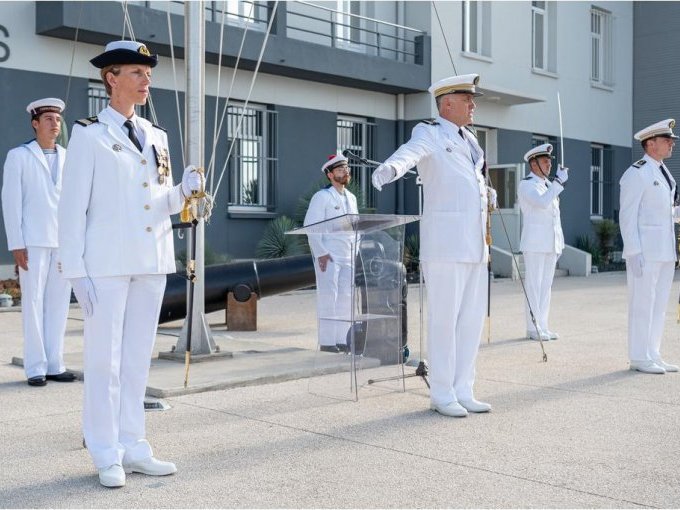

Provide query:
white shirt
left=303, top=186, right=359, bottom=262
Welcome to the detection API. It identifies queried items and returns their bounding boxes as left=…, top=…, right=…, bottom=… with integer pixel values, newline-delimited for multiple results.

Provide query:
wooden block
left=226, top=291, right=257, bottom=331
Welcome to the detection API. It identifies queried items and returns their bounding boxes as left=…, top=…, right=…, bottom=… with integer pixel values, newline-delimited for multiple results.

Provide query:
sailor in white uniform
left=517, top=143, right=568, bottom=341
left=1, top=98, right=74, bottom=387
left=620, top=119, right=680, bottom=375
left=57, top=40, right=203, bottom=488
left=371, top=74, right=497, bottom=418
left=304, top=153, right=359, bottom=353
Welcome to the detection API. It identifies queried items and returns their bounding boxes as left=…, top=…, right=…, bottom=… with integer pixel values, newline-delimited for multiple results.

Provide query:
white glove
left=555, top=165, right=569, bottom=185
left=372, top=164, right=396, bottom=191
left=488, top=187, right=498, bottom=210
left=182, top=165, right=204, bottom=197
left=70, top=277, right=97, bottom=317
left=627, top=253, right=644, bottom=278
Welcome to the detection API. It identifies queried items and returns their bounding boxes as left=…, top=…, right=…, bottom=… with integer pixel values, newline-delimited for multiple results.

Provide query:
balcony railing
left=287, top=1, right=426, bottom=64
left=135, top=0, right=426, bottom=64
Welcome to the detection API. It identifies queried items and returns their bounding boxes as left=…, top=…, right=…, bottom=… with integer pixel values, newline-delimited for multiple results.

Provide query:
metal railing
left=287, top=1, right=425, bottom=63
left=133, top=1, right=425, bottom=63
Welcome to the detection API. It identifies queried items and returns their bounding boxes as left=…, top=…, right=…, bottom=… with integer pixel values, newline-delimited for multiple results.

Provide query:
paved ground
left=1, top=271, right=680, bottom=508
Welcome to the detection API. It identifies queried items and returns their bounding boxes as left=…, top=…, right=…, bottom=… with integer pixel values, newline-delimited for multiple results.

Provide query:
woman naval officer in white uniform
left=1, top=98, right=74, bottom=386
left=517, top=143, right=568, bottom=341
left=371, top=74, right=497, bottom=418
left=304, top=153, right=359, bottom=353
left=57, top=40, right=202, bottom=488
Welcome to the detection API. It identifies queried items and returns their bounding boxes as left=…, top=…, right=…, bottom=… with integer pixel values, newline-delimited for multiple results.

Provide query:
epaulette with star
left=522, top=175, right=533, bottom=180
left=632, top=159, right=646, bottom=168
left=152, top=123, right=167, bottom=133
left=420, top=119, right=439, bottom=126
left=75, top=116, right=99, bottom=127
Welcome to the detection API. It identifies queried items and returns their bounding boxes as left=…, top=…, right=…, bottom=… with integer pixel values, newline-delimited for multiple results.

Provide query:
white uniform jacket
left=303, top=186, right=358, bottom=263
left=518, top=174, right=565, bottom=254
left=619, top=153, right=680, bottom=262
left=58, top=107, right=184, bottom=278
left=382, top=116, right=489, bottom=263
left=2, top=140, right=65, bottom=250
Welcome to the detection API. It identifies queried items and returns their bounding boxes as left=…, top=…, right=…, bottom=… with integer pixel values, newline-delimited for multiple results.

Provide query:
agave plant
left=255, top=215, right=304, bottom=259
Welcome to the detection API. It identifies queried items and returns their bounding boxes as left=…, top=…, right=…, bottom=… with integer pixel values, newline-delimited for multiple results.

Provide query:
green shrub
left=404, top=233, right=420, bottom=273
left=575, top=234, right=602, bottom=266
left=255, top=215, right=304, bottom=259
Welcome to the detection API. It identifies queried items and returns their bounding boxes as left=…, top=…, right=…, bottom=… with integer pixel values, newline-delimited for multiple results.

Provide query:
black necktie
left=124, top=119, right=142, bottom=152
left=659, top=164, right=672, bottom=188
left=659, top=164, right=678, bottom=204
left=458, top=127, right=477, bottom=164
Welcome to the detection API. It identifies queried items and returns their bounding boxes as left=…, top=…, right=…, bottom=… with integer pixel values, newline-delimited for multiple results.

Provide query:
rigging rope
left=209, top=0, right=230, bottom=193
left=211, top=1, right=279, bottom=201
left=205, top=1, right=256, bottom=193
left=166, top=6, right=186, bottom=167
left=64, top=2, right=84, bottom=111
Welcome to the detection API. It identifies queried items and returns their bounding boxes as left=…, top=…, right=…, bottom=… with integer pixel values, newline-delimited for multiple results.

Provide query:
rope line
left=212, top=1, right=279, bottom=201
left=205, top=1, right=256, bottom=192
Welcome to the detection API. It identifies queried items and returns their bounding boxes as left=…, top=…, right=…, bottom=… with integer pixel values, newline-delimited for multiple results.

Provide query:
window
left=591, top=144, right=604, bottom=218
left=531, top=1, right=556, bottom=73
left=223, top=0, right=268, bottom=29
left=336, top=1, right=365, bottom=49
left=227, top=103, right=278, bottom=211
left=591, top=7, right=614, bottom=87
left=337, top=115, right=376, bottom=208
left=462, top=0, right=491, bottom=57
left=88, top=82, right=108, bottom=117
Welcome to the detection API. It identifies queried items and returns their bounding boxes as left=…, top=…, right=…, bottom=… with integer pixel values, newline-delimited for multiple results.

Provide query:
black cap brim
left=90, top=49, right=158, bottom=69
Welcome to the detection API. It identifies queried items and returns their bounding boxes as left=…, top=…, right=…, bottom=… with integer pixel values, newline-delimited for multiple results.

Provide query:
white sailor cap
left=321, top=152, right=348, bottom=173
left=428, top=73, right=483, bottom=98
left=90, top=40, right=158, bottom=69
left=634, top=119, right=679, bottom=142
left=524, top=143, right=553, bottom=162
left=26, top=98, right=65, bottom=119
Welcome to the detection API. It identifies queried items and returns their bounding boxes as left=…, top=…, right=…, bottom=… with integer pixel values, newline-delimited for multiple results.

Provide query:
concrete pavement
left=1, top=271, right=680, bottom=507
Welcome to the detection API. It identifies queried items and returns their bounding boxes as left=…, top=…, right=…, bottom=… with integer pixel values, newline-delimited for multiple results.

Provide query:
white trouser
left=522, top=252, right=558, bottom=332
left=626, top=260, right=674, bottom=362
left=82, top=274, right=166, bottom=469
left=18, top=246, right=71, bottom=378
left=314, top=258, right=352, bottom=347
left=422, top=261, right=486, bottom=405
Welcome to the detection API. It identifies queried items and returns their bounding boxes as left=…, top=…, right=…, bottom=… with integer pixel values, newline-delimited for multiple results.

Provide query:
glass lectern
left=288, top=214, right=420, bottom=401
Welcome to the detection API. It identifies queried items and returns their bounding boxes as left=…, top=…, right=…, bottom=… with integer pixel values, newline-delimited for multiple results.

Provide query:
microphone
left=342, top=149, right=381, bottom=168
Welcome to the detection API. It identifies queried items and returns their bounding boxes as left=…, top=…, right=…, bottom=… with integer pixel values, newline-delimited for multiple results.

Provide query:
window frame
left=226, top=102, right=278, bottom=213
left=591, top=7, right=614, bottom=88
left=590, top=143, right=604, bottom=219
left=336, top=114, right=376, bottom=209
left=462, top=0, right=491, bottom=58
left=531, top=1, right=548, bottom=71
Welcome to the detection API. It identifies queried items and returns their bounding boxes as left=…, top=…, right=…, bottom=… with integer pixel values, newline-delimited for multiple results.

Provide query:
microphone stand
left=343, top=150, right=429, bottom=388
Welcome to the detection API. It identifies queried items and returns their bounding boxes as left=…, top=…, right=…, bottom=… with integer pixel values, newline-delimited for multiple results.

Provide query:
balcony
left=36, top=1, right=431, bottom=94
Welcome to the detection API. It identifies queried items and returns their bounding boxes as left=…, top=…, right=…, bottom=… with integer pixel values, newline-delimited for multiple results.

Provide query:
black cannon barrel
left=159, top=254, right=315, bottom=324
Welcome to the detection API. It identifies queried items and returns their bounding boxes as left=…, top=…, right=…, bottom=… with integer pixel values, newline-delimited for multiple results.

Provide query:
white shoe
left=123, top=457, right=177, bottom=476
left=526, top=330, right=549, bottom=341
left=653, top=360, right=679, bottom=372
left=544, top=330, right=559, bottom=340
left=459, top=398, right=492, bottom=413
left=430, top=401, right=468, bottom=418
left=629, top=360, right=665, bottom=374
left=98, top=464, right=125, bottom=488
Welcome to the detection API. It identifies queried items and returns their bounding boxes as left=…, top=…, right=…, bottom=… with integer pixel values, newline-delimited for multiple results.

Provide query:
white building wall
left=404, top=1, right=633, bottom=148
